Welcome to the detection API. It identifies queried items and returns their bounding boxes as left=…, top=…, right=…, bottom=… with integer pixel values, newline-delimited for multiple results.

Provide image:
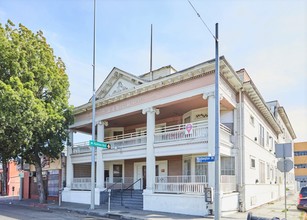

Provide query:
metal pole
left=108, top=189, right=111, bottom=212
left=90, top=0, right=96, bottom=210
left=284, top=157, right=287, bottom=219
left=19, top=154, right=23, bottom=201
left=214, top=23, right=220, bottom=220
left=150, top=24, right=153, bottom=81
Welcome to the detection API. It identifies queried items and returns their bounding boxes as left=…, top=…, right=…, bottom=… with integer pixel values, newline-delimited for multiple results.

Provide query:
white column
left=142, top=107, right=159, bottom=193
left=96, top=121, right=107, bottom=190
left=203, top=92, right=215, bottom=188
left=65, top=130, right=74, bottom=189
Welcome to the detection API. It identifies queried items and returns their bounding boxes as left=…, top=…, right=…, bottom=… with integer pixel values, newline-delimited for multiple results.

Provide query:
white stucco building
left=62, top=56, right=296, bottom=216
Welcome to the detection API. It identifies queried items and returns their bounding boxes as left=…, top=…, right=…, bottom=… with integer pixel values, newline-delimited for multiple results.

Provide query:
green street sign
left=89, top=140, right=110, bottom=149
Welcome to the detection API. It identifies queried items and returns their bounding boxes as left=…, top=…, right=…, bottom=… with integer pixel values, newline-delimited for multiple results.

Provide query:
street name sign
left=89, top=140, right=110, bottom=149
left=196, top=156, right=215, bottom=163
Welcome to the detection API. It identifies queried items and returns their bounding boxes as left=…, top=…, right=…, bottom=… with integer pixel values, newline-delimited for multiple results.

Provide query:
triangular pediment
left=94, top=67, right=145, bottom=100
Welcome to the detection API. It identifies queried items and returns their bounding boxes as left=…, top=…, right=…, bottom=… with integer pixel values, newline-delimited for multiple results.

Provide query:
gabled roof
left=92, top=67, right=145, bottom=101
left=73, top=56, right=242, bottom=116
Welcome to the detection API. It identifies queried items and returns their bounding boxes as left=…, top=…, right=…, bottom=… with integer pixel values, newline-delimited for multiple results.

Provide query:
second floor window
left=259, top=124, right=264, bottom=146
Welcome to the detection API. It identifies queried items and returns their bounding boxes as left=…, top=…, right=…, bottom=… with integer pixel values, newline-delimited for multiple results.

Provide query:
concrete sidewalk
left=0, top=194, right=305, bottom=220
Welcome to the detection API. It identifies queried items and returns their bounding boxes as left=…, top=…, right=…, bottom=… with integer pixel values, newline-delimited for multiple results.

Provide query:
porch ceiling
left=75, top=94, right=233, bottom=134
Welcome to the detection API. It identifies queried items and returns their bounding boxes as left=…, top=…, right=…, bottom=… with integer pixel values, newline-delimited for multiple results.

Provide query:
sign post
left=275, top=142, right=293, bottom=220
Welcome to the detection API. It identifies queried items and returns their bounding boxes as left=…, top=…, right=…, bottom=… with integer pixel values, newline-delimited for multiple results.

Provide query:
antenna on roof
left=150, top=24, right=153, bottom=81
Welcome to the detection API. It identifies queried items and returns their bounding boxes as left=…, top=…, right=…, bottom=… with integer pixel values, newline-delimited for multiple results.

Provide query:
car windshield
left=301, top=187, right=307, bottom=197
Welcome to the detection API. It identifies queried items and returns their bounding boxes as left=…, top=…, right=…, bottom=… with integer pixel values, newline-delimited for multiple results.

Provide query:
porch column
left=203, top=92, right=215, bottom=188
left=96, top=121, right=107, bottom=190
left=65, top=130, right=74, bottom=189
left=142, top=107, right=160, bottom=193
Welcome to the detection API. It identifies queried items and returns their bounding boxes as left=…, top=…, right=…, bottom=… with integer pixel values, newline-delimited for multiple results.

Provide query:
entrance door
left=142, top=166, right=146, bottom=189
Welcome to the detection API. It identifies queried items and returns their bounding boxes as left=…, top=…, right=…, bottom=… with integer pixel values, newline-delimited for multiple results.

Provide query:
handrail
left=102, top=180, right=123, bottom=192
left=121, top=178, right=142, bottom=206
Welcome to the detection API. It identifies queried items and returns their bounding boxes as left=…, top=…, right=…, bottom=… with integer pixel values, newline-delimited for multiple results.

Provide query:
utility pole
left=214, top=23, right=220, bottom=220
left=90, top=0, right=96, bottom=210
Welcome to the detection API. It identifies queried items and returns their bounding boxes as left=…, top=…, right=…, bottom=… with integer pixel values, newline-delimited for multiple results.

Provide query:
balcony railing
left=71, top=121, right=232, bottom=154
left=154, top=121, right=208, bottom=143
left=72, top=141, right=91, bottom=154
left=154, top=175, right=208, bottom=194
left=105, top=132, right=146, bottom=149
left=71, top=177, right=92, bottom=190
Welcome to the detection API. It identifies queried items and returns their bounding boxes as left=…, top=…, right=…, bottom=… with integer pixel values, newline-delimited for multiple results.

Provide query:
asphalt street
left=0, top=203, right=108, bottom=220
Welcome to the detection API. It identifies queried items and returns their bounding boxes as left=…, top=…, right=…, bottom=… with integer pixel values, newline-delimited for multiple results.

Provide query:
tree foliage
left=0, top=20, right=73, bottom=202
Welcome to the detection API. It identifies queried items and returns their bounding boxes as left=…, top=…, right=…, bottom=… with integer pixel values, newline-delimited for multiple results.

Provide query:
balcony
left=71, top=121, right=232, bottom=155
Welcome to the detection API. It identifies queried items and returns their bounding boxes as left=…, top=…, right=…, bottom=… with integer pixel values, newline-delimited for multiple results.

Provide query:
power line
left=187, top=0, right=217, bottom=41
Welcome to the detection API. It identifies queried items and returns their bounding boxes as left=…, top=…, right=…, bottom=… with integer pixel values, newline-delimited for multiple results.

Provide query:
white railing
left=71, top=141, right=91, bottom=154
left=154, top=175, right=208, bottom=194
left=221, top=175, right=237, bottom=193
left=71, top=121, right=232, bottom=154
left=154, top=121, right=208, bottom=143
left=106, top=134, right=146, bottom=149
left=71, top=177, right=93, bottom=190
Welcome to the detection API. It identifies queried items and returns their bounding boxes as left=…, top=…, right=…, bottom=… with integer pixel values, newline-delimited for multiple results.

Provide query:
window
left=195, top=158, right=208, bottom=176
left=250, top=115, right=255, bottom=126
left=266, top=132, right=270, bottom=146
left=221, top=157, right=235, bottom=175
left=267, top=163, right=270, bottom=179
left=259, top=124, right=264, bottom=146
left=250, top=157, right=256, bottom=169
left=183, top=158, right=191, bottom=175
left=294, top=151, right=307, bottom=156
left=259, top=161, right=265, bottom=183
left=113, top=164, right=123, bottom=182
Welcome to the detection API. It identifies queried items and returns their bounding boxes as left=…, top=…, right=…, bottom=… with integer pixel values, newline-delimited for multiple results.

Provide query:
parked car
left=298, top=186, right=307, bottom=210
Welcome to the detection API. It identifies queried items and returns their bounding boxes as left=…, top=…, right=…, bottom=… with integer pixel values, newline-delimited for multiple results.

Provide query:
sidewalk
left=0, top=194, right=305, bottom=220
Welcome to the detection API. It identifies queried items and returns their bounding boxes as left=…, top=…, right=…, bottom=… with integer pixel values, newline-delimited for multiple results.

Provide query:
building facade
left=62, top=57, right=296, bottom=216
left=294, top=142, right=307, bottom=188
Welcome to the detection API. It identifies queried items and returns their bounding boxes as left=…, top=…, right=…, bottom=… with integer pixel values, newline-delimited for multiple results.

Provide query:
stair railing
left=101, top=180, right=123, bottom=203
left=121, top=178, right=142, bottom=206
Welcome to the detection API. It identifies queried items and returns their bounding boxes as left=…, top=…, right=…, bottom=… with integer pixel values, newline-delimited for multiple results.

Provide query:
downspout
left=239, top=87, right=245, bottom=212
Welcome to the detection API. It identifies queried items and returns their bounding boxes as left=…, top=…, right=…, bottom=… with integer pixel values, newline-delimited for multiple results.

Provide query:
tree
left=0, top=20, right=73, bottom=203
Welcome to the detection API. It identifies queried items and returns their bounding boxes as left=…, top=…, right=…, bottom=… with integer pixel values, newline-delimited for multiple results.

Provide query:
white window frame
left=250, top=156, right=256, bottom=169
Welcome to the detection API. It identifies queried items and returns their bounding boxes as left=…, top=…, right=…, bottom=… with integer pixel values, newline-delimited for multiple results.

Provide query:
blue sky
left=0, top=0, right=306, bottom=142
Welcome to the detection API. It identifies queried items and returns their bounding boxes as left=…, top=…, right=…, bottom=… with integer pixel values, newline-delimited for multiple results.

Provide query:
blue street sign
left=196, top=156, right=215, bottom=163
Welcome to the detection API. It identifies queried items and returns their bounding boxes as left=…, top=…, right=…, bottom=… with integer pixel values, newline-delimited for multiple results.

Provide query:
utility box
left=205, top=187, right=213, bottom=203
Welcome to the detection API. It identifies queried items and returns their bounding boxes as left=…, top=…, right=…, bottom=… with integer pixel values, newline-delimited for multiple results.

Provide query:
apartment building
left=294, top=142, right=307, bottom=188
left=62, top=57, right=296, bottom=216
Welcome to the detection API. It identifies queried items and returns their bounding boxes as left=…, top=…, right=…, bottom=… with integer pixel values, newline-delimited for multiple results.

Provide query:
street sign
left=275, top=143, right=292, bottom=158
left=89, top=140, right=110, bottom=149
left=196, top=156, right=215, bottom=163
left=277, top=158, right=293, bottom=172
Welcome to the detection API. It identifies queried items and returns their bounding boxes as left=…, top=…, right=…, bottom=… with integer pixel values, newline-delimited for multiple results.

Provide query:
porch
left=70, top=174, right=237, bottom=194
left=71, top=120, right=232, bottom=154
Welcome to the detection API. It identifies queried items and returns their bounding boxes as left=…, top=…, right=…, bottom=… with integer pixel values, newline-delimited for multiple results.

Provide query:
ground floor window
left=195, top=158, right=208, bottom=176
left=221, top=157, right=235, bottom=175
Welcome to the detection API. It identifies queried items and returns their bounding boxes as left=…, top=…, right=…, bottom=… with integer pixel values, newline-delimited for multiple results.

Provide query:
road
left=0, top=203, right=109, bottom=220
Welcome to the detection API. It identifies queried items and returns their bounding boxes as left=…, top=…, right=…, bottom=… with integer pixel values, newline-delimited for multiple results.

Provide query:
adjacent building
left=294, top=142, right=307, bottom=188
left=62, top=56, right=296, bottom=216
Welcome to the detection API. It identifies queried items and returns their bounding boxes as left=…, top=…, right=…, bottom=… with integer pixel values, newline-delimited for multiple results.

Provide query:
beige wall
left=294, top=142, right=307, bottom=177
